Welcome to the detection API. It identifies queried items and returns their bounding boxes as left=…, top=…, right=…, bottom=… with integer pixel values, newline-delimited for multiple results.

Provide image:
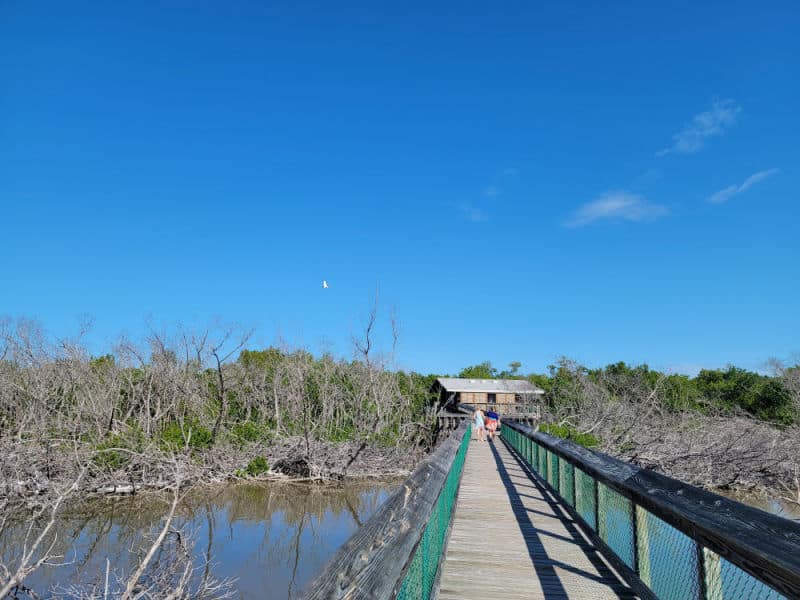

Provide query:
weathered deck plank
left=435, top=435, right=638, bottom=600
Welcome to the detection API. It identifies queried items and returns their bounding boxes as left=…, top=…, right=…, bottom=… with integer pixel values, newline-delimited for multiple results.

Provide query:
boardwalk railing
left=451, top=402, right=539, bottom=426
left=303, top=421, right=471, bottom=600
left=461, top=402, right=541, bottom=416
left=502, top=420, right=800, bottom=600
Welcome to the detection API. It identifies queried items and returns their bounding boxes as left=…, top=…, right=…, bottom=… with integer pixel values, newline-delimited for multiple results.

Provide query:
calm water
left=3, top=479, right=796, bottom=599
left=0, top=480, right=398, bottom=599
left=718, top=489, right=800, bottom=522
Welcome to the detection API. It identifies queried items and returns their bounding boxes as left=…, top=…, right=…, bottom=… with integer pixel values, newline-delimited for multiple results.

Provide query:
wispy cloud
left=657, top=98, right=741, bottom=156
left=706, top=168, right=780, bottom=204
left=458, top=203, right=488, bottom=222
left=502, top=167, right=519, bottom=176
left=565, top=191, right=668, bottom=227
left=483, top=185, right=501, bottom=198
left=631, top=168, right=663, bottom=188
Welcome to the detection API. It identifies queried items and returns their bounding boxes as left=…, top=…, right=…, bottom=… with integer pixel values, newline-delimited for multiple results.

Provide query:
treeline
left=0, top=320, right=438, bottom=451
left=3, top=314, right=796, bottom=464
left=455, top=358, right=800, bottom=425
left=2, top=313, right=798, bottom=493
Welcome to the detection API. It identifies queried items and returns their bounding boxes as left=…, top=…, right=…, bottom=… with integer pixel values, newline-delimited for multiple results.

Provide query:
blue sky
left=2, top=1, right=798, bottom=375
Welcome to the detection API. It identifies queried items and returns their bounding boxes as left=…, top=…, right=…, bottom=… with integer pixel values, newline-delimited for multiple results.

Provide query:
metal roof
left=434, top=377, right=544, bottom=394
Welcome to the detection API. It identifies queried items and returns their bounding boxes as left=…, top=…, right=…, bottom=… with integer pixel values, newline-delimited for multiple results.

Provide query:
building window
left=488, top=393, right=496, bottom=405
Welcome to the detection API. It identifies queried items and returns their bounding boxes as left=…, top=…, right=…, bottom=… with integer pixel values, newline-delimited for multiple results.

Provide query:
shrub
left=323, top=424, right=355, bottom=442
left=93, top=427, right=145, bottom=471
left=94, top=435, right=129, bottom=471
left=160, top=420, right=213, bottom=452
left=239, top=456, right=270, bottom=477
left=539, top=422, right=599, bottom=449
left=229, top=421, right=272, bottom=445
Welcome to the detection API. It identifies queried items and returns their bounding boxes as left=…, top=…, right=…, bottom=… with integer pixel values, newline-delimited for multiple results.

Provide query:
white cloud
left=458, top=204, right=488, bottom=222
left=565, top=191, right=668, bottom=227
left=631, top=168, right=663, bottom=187
left=483, top=185, right=501, bottom=198
left=706, top=168, right=780, bottom=204
left=657, top=98, right=741, bottom=156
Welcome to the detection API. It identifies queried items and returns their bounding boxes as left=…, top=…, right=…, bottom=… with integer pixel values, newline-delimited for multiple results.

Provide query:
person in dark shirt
left=485, top=410, right=499, bottom=441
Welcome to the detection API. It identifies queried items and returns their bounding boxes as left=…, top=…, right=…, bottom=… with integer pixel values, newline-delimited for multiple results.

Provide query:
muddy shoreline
left=0, top=435, right=420, bottom=511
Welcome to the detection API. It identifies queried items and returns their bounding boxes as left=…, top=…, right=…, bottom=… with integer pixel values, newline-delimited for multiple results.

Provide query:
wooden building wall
left=458, top=392, right=516, bottom=405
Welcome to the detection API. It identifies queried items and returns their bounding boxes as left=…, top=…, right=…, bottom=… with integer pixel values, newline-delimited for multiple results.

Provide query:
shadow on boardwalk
left=489, top=437, right=636, bottom=599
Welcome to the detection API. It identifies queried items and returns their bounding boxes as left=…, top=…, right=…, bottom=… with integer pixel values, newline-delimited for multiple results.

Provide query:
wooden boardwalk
left=435, top=435, right=639, bottom=600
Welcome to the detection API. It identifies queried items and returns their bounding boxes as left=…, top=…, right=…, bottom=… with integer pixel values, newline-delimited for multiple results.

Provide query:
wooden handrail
left=302, top=421, right=470, bottom=599
left=503, top=420, right=800, bottom=598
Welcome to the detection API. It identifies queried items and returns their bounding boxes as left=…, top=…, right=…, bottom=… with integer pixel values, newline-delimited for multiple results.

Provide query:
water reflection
left=0, top=480, right=398, bottom=599
left=716, top=490, right=800, bottom=523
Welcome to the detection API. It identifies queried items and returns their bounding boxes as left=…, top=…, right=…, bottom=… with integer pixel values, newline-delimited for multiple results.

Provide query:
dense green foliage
left=462, top=359, right=797, bottom=426
left=457, top=361, right=497, bottom=379
left=458, top=360, right=524, bottom=380
left=92, top=426, right=146, bottom=471
left=538, top=422, right=600, bottom=448
left=93, top=434, right=132, bottom=471
left=245, top=456, right=270, bottom=476
left=233, top=455, right=270, bottom=478
left=160, top=420, right=214, bottom=452
left=579, top=361, right=795, bottom=424
left=229, top=421, right=273, bottom=445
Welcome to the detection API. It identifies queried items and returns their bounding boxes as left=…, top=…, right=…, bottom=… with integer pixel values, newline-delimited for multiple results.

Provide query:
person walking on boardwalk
left=473, top=408, right=486, bottom=442
left=485, top=409, right=499, bottom=441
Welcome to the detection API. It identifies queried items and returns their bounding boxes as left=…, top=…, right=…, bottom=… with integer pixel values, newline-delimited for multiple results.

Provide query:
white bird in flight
left=322, top=280, right=329, bottom=289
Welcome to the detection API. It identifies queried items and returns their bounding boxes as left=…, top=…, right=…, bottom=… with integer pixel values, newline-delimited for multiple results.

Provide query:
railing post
left=594, top=476, right=600, bottom=540
left=630, top=499, right=639, bottom=576
left=700, top=546, right=720, bottom=600
left=637, top=507, right=651, bottom=588
left=421, top=518, right=430, bottom=595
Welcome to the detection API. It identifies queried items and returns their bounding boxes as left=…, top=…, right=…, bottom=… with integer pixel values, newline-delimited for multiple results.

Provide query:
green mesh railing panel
left=559, top=458, right=575, bottom=507
left=548, top=449, right=559, bottom=492
left=498, top=426, right=790, bottom=600
left=703, top=549, right=787, bottom=600
left=395, top=425, right=470, bottom=600
left=537, top=440, right=546, bottom=474
left=542, top=447, right=549, bottom=480
left=543, top=447, right=550, bottom=479
left=574, top=467, right=597, bottom=531
left=636, top=506, right=700, bottom=600
left=598, top=482, right=635, bottom=570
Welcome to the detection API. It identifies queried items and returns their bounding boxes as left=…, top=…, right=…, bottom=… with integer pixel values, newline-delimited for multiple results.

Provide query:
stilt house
left=433, top=377, right=544, bottom=414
